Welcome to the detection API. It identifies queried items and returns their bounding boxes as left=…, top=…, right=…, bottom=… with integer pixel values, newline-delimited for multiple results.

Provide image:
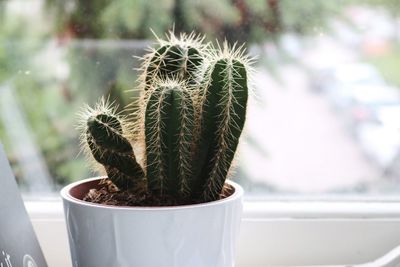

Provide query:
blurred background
left=1, top=0, right=400, bottom=199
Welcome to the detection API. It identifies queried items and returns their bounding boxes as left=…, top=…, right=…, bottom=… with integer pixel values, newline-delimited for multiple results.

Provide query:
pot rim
left=61, top=177, right=243, bottom=211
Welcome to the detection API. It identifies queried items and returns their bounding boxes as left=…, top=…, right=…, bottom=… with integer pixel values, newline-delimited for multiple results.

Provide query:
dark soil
left=83, top=178, right=235, bottom=207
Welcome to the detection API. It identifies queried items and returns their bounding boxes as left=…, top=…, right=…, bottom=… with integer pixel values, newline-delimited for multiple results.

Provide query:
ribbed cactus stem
left=170, top=87, right=195, bottom=197
left=144, top=86, right=170, bottom=195
left=184, top=47, right=204, bottom=83
left=196, top=58, right=248, bottom=201
left=138, top=41, right=203, bottom=153
left=86, top=113, right=145, bottom=190
left=144, top=44, right=203, bottom=89
left=145, top=82, right=195, bottom=198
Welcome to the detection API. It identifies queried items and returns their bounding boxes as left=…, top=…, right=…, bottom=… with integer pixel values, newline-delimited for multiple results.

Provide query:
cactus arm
left=184, top=47, right=203, bottom=84
left=144, top=44, right=203, bottom=86
left=196, top=59, right=248, bottom=201
left=192, top=62, right=222, bottom=197
left=145, top=83, right=195, bottom=198
left=145, top=45, right=170, bottom=89
left=168, top=87, right=195, bottom=197
left=86, top=113, right=145, bottom=190
left=87, top=114, right=127, bottom=151
left=144, top=45, right=182, bottom=86
left=145, top=86, right=172, bottom=195
left=162, top=45, right=185, bottom=78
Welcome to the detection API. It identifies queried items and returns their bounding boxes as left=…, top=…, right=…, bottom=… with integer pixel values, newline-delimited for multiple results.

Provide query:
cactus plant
left=80, top=32, right=253, bottom=205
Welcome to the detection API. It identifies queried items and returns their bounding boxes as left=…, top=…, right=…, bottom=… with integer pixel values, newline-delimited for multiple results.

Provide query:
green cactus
left=142, top=32, right=205, bottom=90
left=144, top=45, right=203, bottom=86
left=80, top=33, right=252, bottom=205
left=84, top=103, right=145, bottom=191
left=195, top=56, right=248, bottom=201
left=132, top=32, right=205, bottom=145
left=145, top=81, right=195, bottom=198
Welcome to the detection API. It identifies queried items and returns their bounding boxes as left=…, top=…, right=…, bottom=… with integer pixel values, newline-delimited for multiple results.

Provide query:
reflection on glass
left=0, top=0, right=400, bottom=197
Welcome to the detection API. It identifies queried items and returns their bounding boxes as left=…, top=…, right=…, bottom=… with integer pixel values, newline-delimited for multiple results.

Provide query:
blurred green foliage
left=0, top=2, right=89, bottom=187
left=45, top=0, right=344, bottom=43
left=13, top=75, right=89, bottom=186
left=45, top=0, right=346, bottom=111
left=0, top=2, right=42, bottom=153
left=365, top=45, right=400, bottom=87
left=66, top=40, right=147, bottom=108
left=359, top=0, right=400, bottom=17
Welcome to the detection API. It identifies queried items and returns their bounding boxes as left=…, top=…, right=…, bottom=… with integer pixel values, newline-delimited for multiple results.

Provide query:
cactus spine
left=80, top=33, right=252, bottom=205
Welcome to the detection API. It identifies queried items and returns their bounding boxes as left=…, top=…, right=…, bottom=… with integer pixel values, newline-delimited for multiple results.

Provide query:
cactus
left=145, top=80, right=195, bottom=198
left=131, top=32, right=205, bottom=144
left=80, top=33, right=252, bottom=205
left=144, top=44, right=203, bottom=87
left=82, top=100, right=145, bottom=191
left=195, top=55, right=248, bottom=201
left=142, top=32, right=206, bottom=89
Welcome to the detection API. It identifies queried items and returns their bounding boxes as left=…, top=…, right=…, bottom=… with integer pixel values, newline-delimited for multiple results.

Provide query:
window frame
left=26, top=199, right=400, bottom=267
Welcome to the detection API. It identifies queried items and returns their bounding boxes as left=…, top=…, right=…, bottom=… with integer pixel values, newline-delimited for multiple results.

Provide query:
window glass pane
left=1, top=0, right=400, bottom=198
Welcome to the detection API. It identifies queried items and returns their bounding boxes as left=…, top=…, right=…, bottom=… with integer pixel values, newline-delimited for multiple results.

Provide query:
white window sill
left=26, top=200, right=400, bottom=267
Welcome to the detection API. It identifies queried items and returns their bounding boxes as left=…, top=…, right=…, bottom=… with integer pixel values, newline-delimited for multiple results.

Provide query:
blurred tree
left=172, top=0, right=189, bottom=33
left=0, top=12, right=29, bottom=81
left=223, top=0, right=343, bottom=43
left=0, top=1, right=89, bottom=187
left=45, top=0, right=239, bottom=40
left=45, top=0, right=173, bottom=39
left=46, top=0, right=111, bottom=38
left=361, top=0, right=400, bottom=17
left=100, top=0, right=174, bottom=39
left=359, top=0, right=400, bottom=41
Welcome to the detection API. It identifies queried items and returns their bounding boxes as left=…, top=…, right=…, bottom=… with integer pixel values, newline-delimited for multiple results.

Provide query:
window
left=1, top=0, right=400, bottom=198
left=2, top=1, right=400, bottom=266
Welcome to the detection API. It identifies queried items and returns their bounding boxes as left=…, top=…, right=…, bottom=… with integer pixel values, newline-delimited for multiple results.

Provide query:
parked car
left=384, top=149, right=400, bottom=180
left=355, top=104, right=400, bottom=169
left=310, top=63, right=384, bottom=93
left=323, top=63, right=386, bottom=109
left=343, top=85, right=400, bottom=128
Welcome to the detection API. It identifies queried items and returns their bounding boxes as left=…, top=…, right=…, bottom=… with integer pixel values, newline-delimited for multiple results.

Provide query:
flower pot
left=61, top=177, right=243, bottom=267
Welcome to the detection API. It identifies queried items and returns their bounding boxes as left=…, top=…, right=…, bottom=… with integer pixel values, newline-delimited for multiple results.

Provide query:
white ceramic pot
left=61, top=177, right=243, bottom=267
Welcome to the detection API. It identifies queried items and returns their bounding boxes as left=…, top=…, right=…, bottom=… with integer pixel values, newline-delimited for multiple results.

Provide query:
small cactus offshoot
left=80, top=32, right=253, bottom=204
left=80, top=100, right=145, bottom=191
